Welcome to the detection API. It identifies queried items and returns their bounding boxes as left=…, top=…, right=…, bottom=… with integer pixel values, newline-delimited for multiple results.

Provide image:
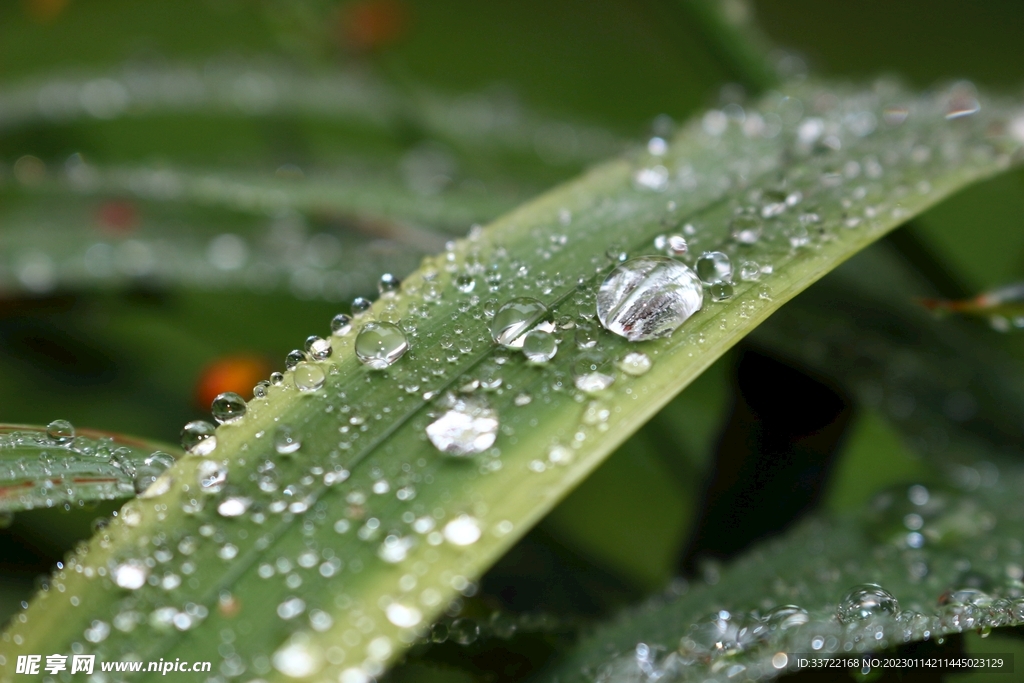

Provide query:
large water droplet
left=211, top=392, right=246, bottom=424
left=596, top=256, right=703, bottom=342
left=355, top=322, right=409, bottom=370
left=46, top=419, right=75, bottom=443
left=836, top=583, right=899, bottom=623
left=491, top=297, right=548, bottom=348
left=293, top=362, right=326, bottom=392
left=426, top=394, right=499, bottom=456
left=522, top=330, right=557, bottom=363
left=695, top=252, right=732, bottom=284
left=181, top=420, right=217, bottom=456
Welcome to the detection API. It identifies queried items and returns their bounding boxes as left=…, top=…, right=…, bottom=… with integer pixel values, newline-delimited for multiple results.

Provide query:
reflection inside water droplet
left=355, top=322, right=409, bottom=370
left=596, top=256, right=703, bottom=342
left=491, top=297, right=548, bottom=348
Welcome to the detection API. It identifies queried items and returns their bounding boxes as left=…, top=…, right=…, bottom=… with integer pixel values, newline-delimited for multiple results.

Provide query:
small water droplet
left=351, top=297, right=372, bottom=316
left=274, top=425, right=301, bottom=455
left=181, top=420, right=217, bottom=456
left=763, top=605, right=809, bottom=630
left=272, top=637, right=323, bottom=678
left=426, top=394, right=499, bottom=456
left=197, top=460, right=227, bottom=493
left=386, top=603, right=422, bottom=628
left=444, top=515, right=482, bottom=545
left=596, top=256, right=703, bottom=342
left=331, top=313, right=353, bottom=336
left=491, top=297, right=548, bottom=348
left=217, top=497, right=251, bottom=517
left=113, top=561, right=149, bottom=590
left=294, top=362, right=326, bottom=392
left=573, top=352, right=615, bottom=393
left=355, top=322, right=409, bottom=370
left=378, top=273, right=401, bottom=296
left=618, top=351, right=651, bottom=376
left=456, top=274, right=476, bottom=293
left=522, top=330, right=558, bottom=363
left=836, top=584, right=899, bottom=623
left=696, top=252, right=732, bottom=284
left=710, top=282, right=734, bottom=301
left=306, top=337, right=332, bottom=360
left=211, top=392, right=246, bottom=424
left=284, top=349, right=306, bottom=371
left=730, top=215, right=763, bottom=244
left=46, top=419, right=75, bottom=443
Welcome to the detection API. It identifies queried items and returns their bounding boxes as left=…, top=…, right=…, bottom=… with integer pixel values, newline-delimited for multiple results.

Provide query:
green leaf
left=543, top=243, right=1024, bottom=683
left=0, top=424, right=180, bottom=514
left=547, top=459, right=1024, bottom=683
left=1, top=80, right=1021, bottom=682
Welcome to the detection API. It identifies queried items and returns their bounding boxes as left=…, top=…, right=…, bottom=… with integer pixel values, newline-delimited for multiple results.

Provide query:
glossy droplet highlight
left=573, top=352, right=615, bottom=393
left=618, top=351, right=651, bottom=376
left=331, top=313, right=352, bottom=336
left=385, top=603, right=423, bottom=628
left=491, top=297, right=548, bottom=348
left=211, top=392, right=246, bottom=424
left=197, top=460, right=227, bottom=493
left=596, top=256, right=703, bottom=342
left=426, top=394, right=499, bottom=457
left=836, top=583, right=900, bottom=623
left=355, top=322, right=409, bottom=370
left=522, top=330, right=557, bottom=363
left=217, top=496, right=251, bottom=517
left=181, top=420, right=217, bottom=456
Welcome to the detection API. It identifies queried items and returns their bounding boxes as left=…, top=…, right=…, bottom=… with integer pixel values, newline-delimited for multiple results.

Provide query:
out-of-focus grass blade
left=0, top=424, right=180, bottom=514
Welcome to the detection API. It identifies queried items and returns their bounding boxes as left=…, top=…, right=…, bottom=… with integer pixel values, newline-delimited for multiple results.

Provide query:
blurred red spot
left=96, top=201, right=138, bottom=235
left=195, top=355, right=270, bottom=410
left=338, top=0, right=409, bottom=53
left=24, top=0, right=69, bottom=22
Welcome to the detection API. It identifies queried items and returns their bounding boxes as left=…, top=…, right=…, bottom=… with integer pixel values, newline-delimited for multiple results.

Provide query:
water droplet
left=294, top=362, right=326, bottom=392
left=355, top=322, right=409, bottom=370
left=284, top=349, right=306, bottom=371
left=491, top=297, right=548, bottom=348
left=46, top=419, right=75, bottom=443
left=730, top=215, right=763, bottom=244
left=696, top=252, right=732, bottom=284
left=217, top=497, right=251, bottom=517
left=197, top=460, right=227, bottom=493
left=451, top=617, right=480, bottom=645
left=272, top=638, right=323, bottom=678
left=386, top=603, right=422, bottom=628
left=456, top=274, right=476, bottom=293
left=113, top=561, right=149, bottom=590
left=181, top=420, right=217, bottom=456
left=739, top=261, right=761, bottom=281
left=274, top=425, right=301, bottom=455
left=378, top=535, right=415, bottom=563
left=596, top=256, right=703, bottom=342
left=522, top=330, right=557, bottom=363
left=351, top=297, right=372, bottom=316
left=378, top=273, right=401, bottom=296
left=573, top=352, right=615, bottom=393
left=306, top=337, right=332, bottom=360
left=763, top=605, right=809, bottom=630
left=331, top=313, right=353, bottom=336
left=836, top=584, right=899, bottom=623
left=426, top=394, right=499, bottom=457
left=211, top=392, right=246, bottom=424
left=618, top=351, right=651, bottom=376
left=444, top=515, right=482, bottom=545
left=710, top=282, right=734, bottom=301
